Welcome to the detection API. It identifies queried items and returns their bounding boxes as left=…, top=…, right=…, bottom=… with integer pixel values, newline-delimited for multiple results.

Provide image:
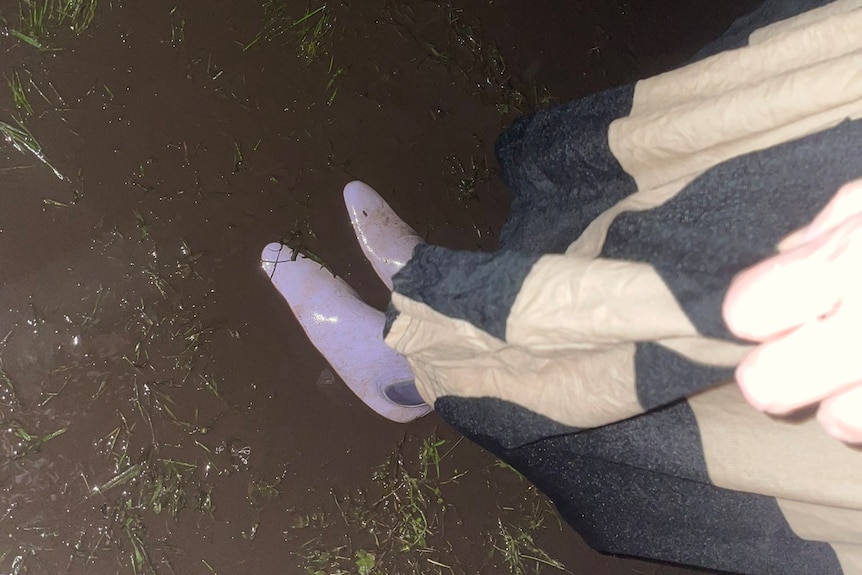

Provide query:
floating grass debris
left=383, top=1, right=554, bottom=115
left=295, top=4, right=330, bottom=62
left=3, top=420, right=67, bottom=464
left=486, top=467, right=570, bottom=575
left=248, top=472, right=285, bottom=510
left=0, top=111, right=79, bottom=207
left=0, top=359, right=19, bottom=408
left=443, top=154, right=490, bottom=204
left=295, top=538, right=349, bottom=575
left=169, top=5, right=185, bottom=45
left=286, top=435, right=460, bottom=574
left=0, top=118, right=68, bottom=181
left=325, top=55, right=345, bottom=105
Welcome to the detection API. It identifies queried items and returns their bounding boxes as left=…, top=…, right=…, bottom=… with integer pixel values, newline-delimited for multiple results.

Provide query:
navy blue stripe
left=689, top=0, right=836, bottom=62
left=635, top=342, right=736, bottom=410
left=548, top=452, right=841, bottom=575
left=391, top=244, right=539, bottom=341
left=435, top=395, right=581, bottom=451
left=437, top=396, right=842, bottom=574
left=602, top=119, right=862, bottom=340
left=495, top=83, right=637, bottom=254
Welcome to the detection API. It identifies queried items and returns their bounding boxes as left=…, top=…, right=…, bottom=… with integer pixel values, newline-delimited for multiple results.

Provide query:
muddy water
left=0, top=1, right=760, bottom=574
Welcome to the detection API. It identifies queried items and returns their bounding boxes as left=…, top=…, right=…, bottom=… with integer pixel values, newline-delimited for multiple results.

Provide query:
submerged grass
left=1, top=63, right=78, bottom=198
left=85, top=429, right=217, bottom=573
left=37, top=214, right=234, bottom=574
left=0, top=70, right=82, bottom=205
left=294, top=434, right=458, bottom=574
left=444, top=4, right=555, bottom=114
left=290, top=434, right=569, bottom=575
left=244, top=2, right=345, bottom=103
left=384, top=0, right=554, bottom=115
left=244, top=2, right=330, bottom=59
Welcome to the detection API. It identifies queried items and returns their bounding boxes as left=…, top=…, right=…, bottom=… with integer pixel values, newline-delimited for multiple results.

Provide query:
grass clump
left=12, top=0, right=100, bottom=49
left=444, top=5, right=554, bottom=114
left=281, top=432, right=571, bottom=574
left=244, top=2, right=345, bottom=103
left=58, top=0, right=98, bottom=33
left=493, top=513, right=569, bottom=575
left=368, top=435, right=451, bottom=554
left=83, top=441, right=215, bottom=574
left=244, top=2, right=330, bottom=60
left=5, top=68, right=33, bottom=115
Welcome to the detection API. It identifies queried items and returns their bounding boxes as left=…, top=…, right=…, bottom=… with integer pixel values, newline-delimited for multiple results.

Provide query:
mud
left=0, top=1, right=761, bottom=574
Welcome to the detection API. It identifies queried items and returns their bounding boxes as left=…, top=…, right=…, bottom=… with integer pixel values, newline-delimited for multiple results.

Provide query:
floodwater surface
left=0, top=1, right=760, bottom=574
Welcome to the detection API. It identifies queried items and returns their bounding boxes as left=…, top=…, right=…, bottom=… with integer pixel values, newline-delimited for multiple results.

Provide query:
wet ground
left=0, top=1, right=762, bottom=573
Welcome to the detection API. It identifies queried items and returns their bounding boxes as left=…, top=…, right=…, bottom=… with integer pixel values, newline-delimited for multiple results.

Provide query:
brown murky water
left=0, top=1, right=761, bottom=574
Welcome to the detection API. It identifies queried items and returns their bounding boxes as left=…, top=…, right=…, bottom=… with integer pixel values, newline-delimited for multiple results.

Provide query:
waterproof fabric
left=383, top=0, right=862, bottom=573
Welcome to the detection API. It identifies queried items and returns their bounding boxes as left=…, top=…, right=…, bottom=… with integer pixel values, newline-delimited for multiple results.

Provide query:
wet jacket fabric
left=383, top=0, right=862, bottom=573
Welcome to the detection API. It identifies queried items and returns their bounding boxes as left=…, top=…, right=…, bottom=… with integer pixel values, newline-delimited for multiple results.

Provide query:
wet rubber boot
left=261, top=242, right=431, bottom=423
left=343, top=180, right=424, bottom=290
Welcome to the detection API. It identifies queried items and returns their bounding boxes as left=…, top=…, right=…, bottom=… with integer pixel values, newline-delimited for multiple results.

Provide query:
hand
left=723, top=179, right=862, bottom=443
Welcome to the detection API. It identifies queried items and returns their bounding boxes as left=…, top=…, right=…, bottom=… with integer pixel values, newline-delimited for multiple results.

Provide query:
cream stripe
left=750, top=2, right=862, bottom=46
left=386, top=0, right=862, bottom=439
left=692, top=384, right=862, bottom=563
left=832, top=542, right=862, bottom=575
left=778, top=498, right=862, bottom=545
left=508, top=256, right=699, bottom=346
left=565, top=174, right=698, bottom=258
left=612, top=54, right=862, bottom=193
left=688, top=383, right=862, bottom=509
left=571, top=15, right=862, bottom=262
left=654, top=337, right=750, bottom=367
left=628, top=9, right=862, bottom=117
left=386, top=296, right=643, bottom=428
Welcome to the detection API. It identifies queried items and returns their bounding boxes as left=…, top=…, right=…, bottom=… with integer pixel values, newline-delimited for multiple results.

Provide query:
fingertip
left=723, top=266, right=769, bottom=340
left=817, top=388, right=862, bottom=445
left=735, top=355, right=778, bottom=413
left=735, top=340, right=828, bottom=416
left=724, top=237, right=843, bottom=341
left=800, top=178, right=862, bottom=245
left=775, top=226, right=809, bottom=253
